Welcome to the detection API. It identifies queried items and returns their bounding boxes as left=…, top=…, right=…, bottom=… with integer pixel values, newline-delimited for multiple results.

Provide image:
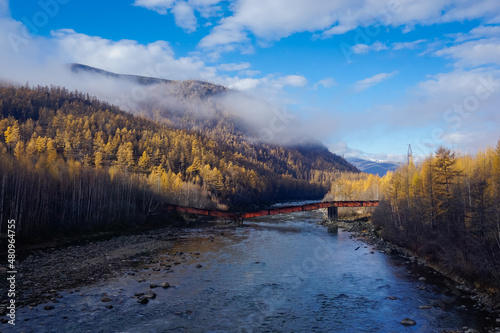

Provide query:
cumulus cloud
left=133, top=0, right=222, bottom=32
left=0, top=12, right=326, bottom=147
left=51, top=29, right=218, bottom=81
left=353, top=71, right=398, bottom=91
left=199, top=0, right=500, bottom=55
left=171, top=1, right=197, bottom=32
left=0, top=11, right=312, bottom=104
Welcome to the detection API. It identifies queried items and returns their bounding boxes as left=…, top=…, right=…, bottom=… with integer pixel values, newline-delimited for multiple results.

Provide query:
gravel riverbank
left=0, top=227, right=179, bottom=313
left=1, top=217, right=499, bottom=332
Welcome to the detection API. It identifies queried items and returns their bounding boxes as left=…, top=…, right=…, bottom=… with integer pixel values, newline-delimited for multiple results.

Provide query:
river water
left=17, top=209, right=493, bottom=332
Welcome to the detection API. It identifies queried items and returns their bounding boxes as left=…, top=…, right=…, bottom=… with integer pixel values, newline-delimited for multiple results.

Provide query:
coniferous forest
left=326, top=145, right=500, bottom=293
left=0, top=84, right=356, bottom=241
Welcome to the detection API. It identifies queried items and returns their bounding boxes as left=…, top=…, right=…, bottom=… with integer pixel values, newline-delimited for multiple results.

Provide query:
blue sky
left=1, top=0, right=500, bottom=161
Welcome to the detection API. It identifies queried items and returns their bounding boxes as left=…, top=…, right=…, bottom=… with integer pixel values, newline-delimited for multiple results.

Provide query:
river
left=16, top=209, right=493, bottom=332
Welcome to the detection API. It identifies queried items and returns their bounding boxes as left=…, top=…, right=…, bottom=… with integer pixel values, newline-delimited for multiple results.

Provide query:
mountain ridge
left=346, top=157, right=399, bottom=176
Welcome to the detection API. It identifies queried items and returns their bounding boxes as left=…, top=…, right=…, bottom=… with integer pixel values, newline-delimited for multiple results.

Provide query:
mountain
left=0, top=82, right=361, bottom=239
left=346, top=157, right=399, bottom=176
left=68, top=63, right=359, bottom=175
left=69, top=63, right=228, bottom=98
left=70, top=63, right=174, bottom=86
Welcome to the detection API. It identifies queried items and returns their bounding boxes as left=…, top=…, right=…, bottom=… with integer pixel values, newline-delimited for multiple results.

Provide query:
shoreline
left=0, top=216, right=231, bottom=314
left=0, top=227, right=179, bottom=311
left=2, top=215, right=499, bottom=331
left=323, top=218, right=500, bottom=332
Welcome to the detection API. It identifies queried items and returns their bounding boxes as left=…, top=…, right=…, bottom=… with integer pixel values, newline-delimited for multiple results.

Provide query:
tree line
left=325, top=145, right=500, bottom=292
left=0, top=85, right=356, bottom=240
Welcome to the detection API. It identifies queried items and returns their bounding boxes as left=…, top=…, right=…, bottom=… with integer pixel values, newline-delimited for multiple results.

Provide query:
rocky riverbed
left=2, top=216, right=500, bottom=332
left=0, top=227, right=181, bottom=314
left=324, top=218, right=500, bottom=333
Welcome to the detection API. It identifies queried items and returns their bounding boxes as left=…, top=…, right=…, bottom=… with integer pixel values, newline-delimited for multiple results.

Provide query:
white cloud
left=227, top=77, right=261, bottom=90
left=133, top=0, right=175, bottom=15
left=0, top=14, right=313, bottom=113
left=328, top=68, right=500, bottom=159
left=217, top=62, right=251, bottom=72
left=132, top=0, right=222, bottom=32
left=351, top=44, right=370, bottom=54
left=313, top=78, right=337, bottom=89
left=352, top=41, right=387, bottom=54
left=0, top=14, right=325, bottom=147
left=382, top=68, right=500, bottom=155
left=51, top=29, right=218, bottom=81
left=354, top=71, right=398, bottom=91
left=436, top=38, right=500, bottom=68
left=468, top=25, right=500, bottom=39
left=392, top=39, right=427, bottom=50
left=199, top=0, right=500, bottom=54
left=198, top=16, right=252, bottom=51
left=187, top=0, right=222, bottom=17
left=278, top=75, right=307, bottom=87
left=171, top=1, right=197, bottom=32
left=225, top=74, right=307, bottom=93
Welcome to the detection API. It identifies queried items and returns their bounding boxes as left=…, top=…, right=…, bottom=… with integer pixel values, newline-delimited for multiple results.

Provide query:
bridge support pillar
left=327, top=206, right=338, bottom=222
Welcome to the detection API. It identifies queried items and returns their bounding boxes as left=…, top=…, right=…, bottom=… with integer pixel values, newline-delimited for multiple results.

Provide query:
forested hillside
left=326, top=145, right=500, bottom=293
left=0, top=84, right=355, bottom=240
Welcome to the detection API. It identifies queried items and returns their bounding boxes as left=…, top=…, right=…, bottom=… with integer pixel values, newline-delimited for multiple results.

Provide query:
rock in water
left=400, top=318, right=417, bottom=326
left=161, top=282, right=171, bottom=289
left=145, top=290, right=157, bottom=299
left=137, top=297, right=149, bottom=304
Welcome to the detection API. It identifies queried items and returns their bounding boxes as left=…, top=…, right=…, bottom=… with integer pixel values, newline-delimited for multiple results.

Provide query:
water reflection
left=16, top=210, right=492, bottom=333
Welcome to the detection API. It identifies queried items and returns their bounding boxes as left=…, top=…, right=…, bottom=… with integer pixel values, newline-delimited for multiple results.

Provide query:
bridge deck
left=165, top=201, right=378, bottom=221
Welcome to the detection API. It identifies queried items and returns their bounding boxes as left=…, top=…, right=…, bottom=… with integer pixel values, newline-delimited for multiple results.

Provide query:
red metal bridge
left=165, top=201, right=379, bottom=223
